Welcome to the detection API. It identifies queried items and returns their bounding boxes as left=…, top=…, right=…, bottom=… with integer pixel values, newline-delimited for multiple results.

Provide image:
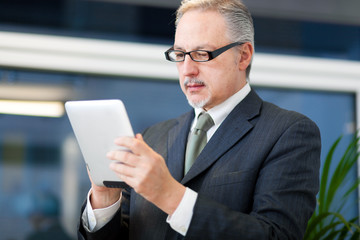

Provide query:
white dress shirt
left=83, top=83, right=251, bottom=236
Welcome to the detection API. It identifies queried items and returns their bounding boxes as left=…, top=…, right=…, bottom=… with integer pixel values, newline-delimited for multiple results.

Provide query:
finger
left=110, top=161, right=128, bottom=175
left=135, top=133, right=143, bottom=141
left=114, top=135, right=149, bottom=155
left=109, top=169, right=132, bottom=189
left=116, top=173, right=137, bottom=190
left=109, top=161, right=136, bottom=182
left=107, top=150, right=138, bottom=167
left=110, top=167, right=141, bottom=194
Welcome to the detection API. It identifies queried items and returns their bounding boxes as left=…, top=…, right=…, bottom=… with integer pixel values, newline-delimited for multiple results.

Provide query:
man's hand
left=87, top=169, right=122, bottom=209
left=107, top=133, right=186, bottom=215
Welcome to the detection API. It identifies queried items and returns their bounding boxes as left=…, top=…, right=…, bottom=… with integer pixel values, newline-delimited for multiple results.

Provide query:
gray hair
left=175, top=0, right=255, bottom=79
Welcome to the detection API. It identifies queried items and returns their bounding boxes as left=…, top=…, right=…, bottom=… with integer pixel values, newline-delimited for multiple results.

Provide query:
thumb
left=135, top=133, right=143, bottom=141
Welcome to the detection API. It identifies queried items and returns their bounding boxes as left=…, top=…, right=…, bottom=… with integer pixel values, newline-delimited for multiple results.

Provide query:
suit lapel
left=181, top=90, right=263, bottom=185
left=166, top=111, right=194, bottom=182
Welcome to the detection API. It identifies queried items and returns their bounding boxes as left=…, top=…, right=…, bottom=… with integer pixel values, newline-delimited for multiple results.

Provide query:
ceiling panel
left=89, top=0, right=360, bottom=25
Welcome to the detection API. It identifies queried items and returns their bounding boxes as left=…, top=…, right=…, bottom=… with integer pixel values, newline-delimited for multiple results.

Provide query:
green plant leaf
left=318, top=136, right=342, bottom=215
left=304, top=134, right=360, bottom=240
left=325, top=136, right=359, bottom=212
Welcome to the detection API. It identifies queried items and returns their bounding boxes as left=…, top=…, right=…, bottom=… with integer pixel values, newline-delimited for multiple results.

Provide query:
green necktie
left=184, top=112, right=214, bottom=175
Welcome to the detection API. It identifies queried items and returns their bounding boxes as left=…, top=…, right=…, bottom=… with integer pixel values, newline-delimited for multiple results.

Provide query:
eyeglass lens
left=168, top=50, right=209, bottom=62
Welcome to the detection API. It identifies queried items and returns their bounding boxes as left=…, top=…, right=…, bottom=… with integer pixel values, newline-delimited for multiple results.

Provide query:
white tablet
left=65, top=99, right=134, bottom=188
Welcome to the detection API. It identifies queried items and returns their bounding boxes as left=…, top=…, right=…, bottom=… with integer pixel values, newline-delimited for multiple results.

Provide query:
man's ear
left=238, top=42, right=253, bottom=71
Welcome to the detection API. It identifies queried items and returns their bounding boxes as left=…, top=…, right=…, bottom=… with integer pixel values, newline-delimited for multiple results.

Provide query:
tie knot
left=195, top=112, right=214, bottom=133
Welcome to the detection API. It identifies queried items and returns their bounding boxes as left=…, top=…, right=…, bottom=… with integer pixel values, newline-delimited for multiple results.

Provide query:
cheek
left=178, top=77, right=186, bottom=93
left=203, top=69, right=223, bottom=89
left=207, top=67, right=238, bottom=96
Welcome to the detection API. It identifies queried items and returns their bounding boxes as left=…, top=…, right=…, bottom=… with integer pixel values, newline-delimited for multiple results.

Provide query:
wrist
left=155, top=181, right=186, bottom=215
left=90, top=188, right=121, bottom=209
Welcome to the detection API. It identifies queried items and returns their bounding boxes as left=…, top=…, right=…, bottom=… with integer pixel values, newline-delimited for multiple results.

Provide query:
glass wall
left=0, top=68, right=357, bottom=239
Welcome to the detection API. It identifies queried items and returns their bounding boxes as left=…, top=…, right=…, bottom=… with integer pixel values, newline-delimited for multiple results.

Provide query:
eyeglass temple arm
left=208, top=42, right=245, bottom=60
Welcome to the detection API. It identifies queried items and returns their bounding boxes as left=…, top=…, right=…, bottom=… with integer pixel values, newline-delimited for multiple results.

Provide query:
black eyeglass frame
left=164, top=42, right=245, bottom=62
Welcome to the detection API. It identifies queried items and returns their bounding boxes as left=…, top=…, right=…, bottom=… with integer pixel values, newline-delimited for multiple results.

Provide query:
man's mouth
left=184, top=78, right=205, bottom=91
left=187, top=82, right=204, bottom=89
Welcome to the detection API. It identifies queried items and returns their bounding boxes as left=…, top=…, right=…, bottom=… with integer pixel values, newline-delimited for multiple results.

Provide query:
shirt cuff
left=166, top=187, right=198, bottom=236
left=84, top=189, right=122, bottom=232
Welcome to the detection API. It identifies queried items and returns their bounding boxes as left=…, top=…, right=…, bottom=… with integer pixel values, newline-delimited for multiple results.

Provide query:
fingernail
left=109, top=162, right=116, bottom=170
left=106, top=152, right=113, bottom=158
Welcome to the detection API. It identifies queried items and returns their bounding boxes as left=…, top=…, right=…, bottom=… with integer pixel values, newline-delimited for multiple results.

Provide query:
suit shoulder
left=144, top=118, right=178, bottom=135
left=260, top=101, right=320, bottom=134
left=142, top=111, right=192, bottom=142
left=262, top=101, right=313, bottom=122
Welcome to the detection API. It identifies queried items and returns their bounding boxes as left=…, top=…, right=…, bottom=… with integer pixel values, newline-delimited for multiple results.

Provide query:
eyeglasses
left=164, top=42, right=245, bottom=62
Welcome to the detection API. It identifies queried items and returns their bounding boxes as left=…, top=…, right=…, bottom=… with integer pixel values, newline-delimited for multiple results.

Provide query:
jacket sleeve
left=77, top=188, right=131, bottom=240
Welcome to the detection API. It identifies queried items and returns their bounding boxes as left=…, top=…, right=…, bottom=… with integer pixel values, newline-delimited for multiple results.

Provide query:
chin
left=187, top=96, right=211, bottom=109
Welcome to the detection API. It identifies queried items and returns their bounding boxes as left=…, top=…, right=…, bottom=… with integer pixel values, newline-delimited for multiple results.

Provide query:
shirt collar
left=193, top=83, right=251, bottom=128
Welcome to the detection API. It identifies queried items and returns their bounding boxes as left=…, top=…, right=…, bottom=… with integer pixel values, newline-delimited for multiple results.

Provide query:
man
left=78, top=0, right=321, bottom=239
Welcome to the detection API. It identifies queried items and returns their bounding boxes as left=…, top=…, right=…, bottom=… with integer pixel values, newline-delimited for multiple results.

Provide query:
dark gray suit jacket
left=78, top=90, right=321, bottom=240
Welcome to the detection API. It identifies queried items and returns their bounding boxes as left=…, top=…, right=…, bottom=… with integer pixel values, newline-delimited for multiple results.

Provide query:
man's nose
left=182, top=54, right=199, bottom=76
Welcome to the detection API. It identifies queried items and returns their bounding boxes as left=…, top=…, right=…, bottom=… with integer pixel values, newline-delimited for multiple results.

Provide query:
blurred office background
left=0, top=0, right=359, bottom=239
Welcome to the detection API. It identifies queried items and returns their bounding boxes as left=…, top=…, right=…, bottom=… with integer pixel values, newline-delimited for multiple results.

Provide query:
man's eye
left=193, top=51, right=208, bottom=59
left=175, top=52, right=184, bottom=58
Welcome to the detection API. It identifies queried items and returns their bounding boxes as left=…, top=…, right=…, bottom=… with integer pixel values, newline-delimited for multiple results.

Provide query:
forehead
left=174, top=9, right=229, bottom=49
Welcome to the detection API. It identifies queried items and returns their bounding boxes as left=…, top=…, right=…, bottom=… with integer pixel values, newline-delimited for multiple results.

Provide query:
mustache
left=183, top=77, right=205, bottom=87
